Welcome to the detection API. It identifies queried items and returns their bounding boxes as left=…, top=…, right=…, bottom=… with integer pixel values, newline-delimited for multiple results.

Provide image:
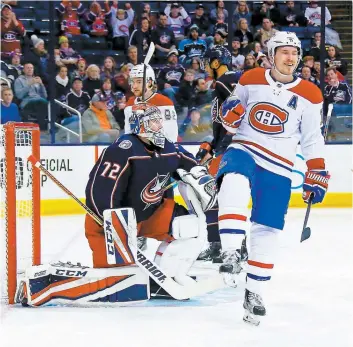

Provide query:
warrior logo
left=140, top=173, right=170, bottom=210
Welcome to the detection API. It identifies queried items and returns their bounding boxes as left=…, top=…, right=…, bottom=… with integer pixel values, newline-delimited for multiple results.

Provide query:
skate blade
left=243, top=310, right=260, bottom=326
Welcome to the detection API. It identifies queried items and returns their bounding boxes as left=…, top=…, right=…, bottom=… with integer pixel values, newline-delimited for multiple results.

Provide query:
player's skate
left=197, top=241, right=221, bottom=262
left=219, top=250, right=242, bottom=287
left=243, top=289, right=266, bottom=326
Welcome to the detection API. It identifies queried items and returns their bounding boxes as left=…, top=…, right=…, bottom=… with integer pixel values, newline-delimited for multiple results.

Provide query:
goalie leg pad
left=155, top=189, right=208, bottom=283
left=154, top=238, right=201, bottom=284
left=172, top=215, right=200, bottom=239
left=16, top=262, right=149, bottom=307
left=103, top=208, right=137, bottom=266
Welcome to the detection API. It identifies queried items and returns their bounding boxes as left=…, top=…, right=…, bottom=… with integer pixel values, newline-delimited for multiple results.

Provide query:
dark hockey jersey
left=324, top=82, right=352, bottom=104
left=211, top=70, right=240, bottom=153
left=178, top=39, right=207, bottom=59
left=157, top=64, right=185, bottom=89
left=85, top=134, right=197, bottom=223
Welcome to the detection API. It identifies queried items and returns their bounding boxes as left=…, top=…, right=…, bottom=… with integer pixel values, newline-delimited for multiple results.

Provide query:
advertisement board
left=38, top=144, right=352, bottom=215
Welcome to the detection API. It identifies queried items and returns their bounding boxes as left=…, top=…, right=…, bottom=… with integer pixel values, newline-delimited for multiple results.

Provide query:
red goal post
left=0, top=122, right=41, bottom=304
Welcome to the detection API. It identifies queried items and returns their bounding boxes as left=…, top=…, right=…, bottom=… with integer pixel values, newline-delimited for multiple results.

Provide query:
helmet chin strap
left=273, top=62, right=293, bottom=77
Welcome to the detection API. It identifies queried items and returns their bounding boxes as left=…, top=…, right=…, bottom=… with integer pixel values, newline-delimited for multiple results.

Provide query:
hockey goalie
left=16, top=104, right=222, bottom=307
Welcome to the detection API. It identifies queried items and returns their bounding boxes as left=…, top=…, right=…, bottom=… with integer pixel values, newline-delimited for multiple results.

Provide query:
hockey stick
left=28, top=155, right=226, bottom=300
left=323, top=103, right=333, bottom=141
left=300, top=194, right=313, bottom=242
left=142, top=42, right=155, bottom=102
left=300, top=104, right=333, bottom=242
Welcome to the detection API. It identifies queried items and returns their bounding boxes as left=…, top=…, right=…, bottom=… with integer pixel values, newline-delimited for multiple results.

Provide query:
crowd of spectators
left=0, top=0, right=351, bottom=143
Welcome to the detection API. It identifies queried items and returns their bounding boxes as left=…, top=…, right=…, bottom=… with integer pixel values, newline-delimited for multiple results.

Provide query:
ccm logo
left=249, top=102, right=289, bottom=134
left=55, top=269, right=88, bottom=277
left=137, top=252, right=167, bottom=283
left=34, top=270, right=46, bottom=278
left=105, top=220, right=115, bottom=255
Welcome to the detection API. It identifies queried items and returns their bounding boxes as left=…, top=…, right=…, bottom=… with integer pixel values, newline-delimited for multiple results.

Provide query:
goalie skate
left=243, top=289, right=266, bottom=326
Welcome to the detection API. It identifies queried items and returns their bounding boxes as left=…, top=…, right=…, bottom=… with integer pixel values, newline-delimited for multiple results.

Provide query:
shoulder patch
left=289, top=80, right=323, bottom=104
left=239, top=68, right=268, bottom=86
left=118, top=140, right=132, bottom=149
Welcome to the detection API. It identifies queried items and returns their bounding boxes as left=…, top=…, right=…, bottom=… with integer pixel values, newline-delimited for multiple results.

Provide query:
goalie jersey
left=227, top=68, right=325, bottom=179
left=124, top=93, right=178, bottom=142
left=85, top=134, right=196, bottom=223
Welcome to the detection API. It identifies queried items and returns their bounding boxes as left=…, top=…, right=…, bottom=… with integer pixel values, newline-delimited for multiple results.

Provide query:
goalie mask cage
left=0, top=122, right=41, bottom=305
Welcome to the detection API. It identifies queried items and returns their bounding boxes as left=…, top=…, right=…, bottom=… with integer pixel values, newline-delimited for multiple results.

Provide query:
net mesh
left=0, top=125, right=35, bottom=304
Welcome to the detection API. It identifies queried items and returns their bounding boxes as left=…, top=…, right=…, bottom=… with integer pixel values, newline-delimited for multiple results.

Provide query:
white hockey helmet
left=129, top=63, right=156, bottom=85
left=267, top=31, right=302, bottom=71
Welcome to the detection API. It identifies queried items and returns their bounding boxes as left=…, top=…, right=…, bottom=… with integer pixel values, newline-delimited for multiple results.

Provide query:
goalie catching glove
left=177, top=166, right=217, bottom=211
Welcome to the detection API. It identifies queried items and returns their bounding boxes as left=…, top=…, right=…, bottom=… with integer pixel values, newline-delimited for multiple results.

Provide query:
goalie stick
left=300, top=103, right=333, bottom=243
left=27, top=155, right=226, bottom=300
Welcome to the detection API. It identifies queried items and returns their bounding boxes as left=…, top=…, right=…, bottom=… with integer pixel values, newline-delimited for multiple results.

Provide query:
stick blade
left=300, top=227, right=311, bottom=242
left=144, top=42, right=155, bottom=65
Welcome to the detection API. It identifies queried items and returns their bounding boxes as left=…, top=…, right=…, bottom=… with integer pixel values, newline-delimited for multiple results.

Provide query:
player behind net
left=216, top=32, right=330, bottom=326
left=15, top=103, right=218, bottom=306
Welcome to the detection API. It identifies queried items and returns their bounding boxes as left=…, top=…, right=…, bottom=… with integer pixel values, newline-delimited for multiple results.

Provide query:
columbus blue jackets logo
left=248, top=102, right=289, bottom=135
left=140, top=173, right=170, bottom=210
left=119, top=140, right=132, bottom=149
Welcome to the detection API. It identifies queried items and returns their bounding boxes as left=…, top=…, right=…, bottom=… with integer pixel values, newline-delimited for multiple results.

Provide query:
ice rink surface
left=1, top=208, right=352, bottom=347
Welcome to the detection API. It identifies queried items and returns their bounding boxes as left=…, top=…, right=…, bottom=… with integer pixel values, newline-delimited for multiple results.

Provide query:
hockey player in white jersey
left=216, top=32, right=330, bottom=326
left=124, top=63, right=178, bottom=142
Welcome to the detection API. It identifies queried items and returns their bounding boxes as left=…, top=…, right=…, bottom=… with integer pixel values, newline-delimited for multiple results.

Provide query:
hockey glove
left=196, top=142, right=213, bottom=163
left=302, top=170, right=330, bottom=204
left=220, top=96, right=245, bottom=134
left=177, top=166, right=217, bottom=211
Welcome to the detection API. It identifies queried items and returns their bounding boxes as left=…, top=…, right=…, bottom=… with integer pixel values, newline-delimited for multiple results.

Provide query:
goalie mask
left=129, top=103, right=166, bottom=148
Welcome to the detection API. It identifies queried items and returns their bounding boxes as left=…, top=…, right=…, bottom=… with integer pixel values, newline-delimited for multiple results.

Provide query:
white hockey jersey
left=304, top=6, right=331, bottom=26
left=124, top=93, right=178, bottom=142
left=228, top=68, right=325, bottom=179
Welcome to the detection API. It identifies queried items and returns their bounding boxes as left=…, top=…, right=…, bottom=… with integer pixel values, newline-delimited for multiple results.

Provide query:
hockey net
left=0, top=122, right=41, bottom=304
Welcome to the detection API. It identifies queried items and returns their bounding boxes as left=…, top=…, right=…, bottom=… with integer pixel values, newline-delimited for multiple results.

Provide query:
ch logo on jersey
left=248, top=102, right=289, bottom=135
left=141, top=173, right=170, bottom=210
